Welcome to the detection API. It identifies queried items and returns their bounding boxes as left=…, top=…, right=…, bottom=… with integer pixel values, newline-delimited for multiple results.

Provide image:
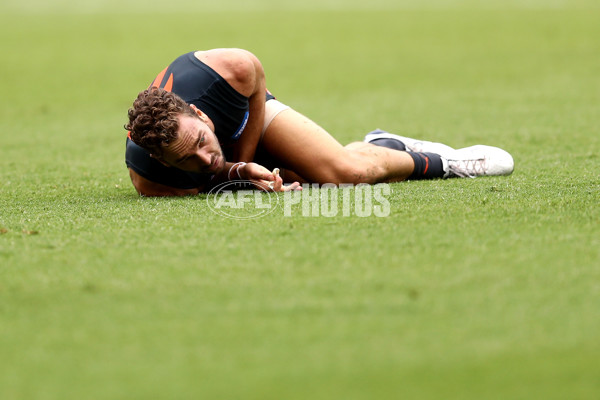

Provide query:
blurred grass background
left=1, top=1, right=599, bottom=399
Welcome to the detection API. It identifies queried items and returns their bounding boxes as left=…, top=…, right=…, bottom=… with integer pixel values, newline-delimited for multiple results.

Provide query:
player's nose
left=197, top=148, right=211, bottom=166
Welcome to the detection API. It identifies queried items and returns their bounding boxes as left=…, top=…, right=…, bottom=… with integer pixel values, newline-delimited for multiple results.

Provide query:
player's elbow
left=129, top=168, right=200, bottom=197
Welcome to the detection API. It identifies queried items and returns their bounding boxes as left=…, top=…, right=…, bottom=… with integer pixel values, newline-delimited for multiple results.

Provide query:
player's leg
left=260, top=106, right=417, bottom=184
left=364, top=129, right=515, bottom=178
left=259, top=102, right=514, bottom=183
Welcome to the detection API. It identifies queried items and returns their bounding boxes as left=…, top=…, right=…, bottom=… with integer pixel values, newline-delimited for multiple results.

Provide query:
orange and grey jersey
left=151, top=51, right=250, bottom=142
left=125, top=52, right=274, bottom=189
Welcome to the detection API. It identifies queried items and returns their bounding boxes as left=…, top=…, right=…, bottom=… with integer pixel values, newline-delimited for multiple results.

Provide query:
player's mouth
left=210, top=155, right=220, bottom=171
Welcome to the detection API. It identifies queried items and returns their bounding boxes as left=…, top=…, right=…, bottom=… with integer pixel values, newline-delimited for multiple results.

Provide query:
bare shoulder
left=194, top=48, right=264, bottom=97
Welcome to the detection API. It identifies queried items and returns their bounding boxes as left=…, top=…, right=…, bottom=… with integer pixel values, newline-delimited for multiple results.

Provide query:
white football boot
left=364, top=129, right=456, bottom=158
left=443, top=145, right=514, bottom=178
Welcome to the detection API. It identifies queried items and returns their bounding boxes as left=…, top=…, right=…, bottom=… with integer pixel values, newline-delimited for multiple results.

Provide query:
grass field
left=1, top=1, right=599, bottom=399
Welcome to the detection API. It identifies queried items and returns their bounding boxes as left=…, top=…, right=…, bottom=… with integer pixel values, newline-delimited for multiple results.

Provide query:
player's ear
left=190, top=104, right=209, bottom=123
left=150, top=153, right=171, bottom=167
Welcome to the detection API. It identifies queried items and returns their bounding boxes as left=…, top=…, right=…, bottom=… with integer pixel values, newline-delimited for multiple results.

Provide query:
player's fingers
left=252, top=169, right=274, bottom=181
left=273, top=174, right=284, bottom=192
left=281, top=182, right=302, bottom=192
left=268, top=168, right=282, bottom=191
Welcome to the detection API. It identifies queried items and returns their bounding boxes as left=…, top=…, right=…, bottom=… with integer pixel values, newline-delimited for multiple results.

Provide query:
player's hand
left=238, top=163, right=301, bottom=192
left=268, top=168, right=302, bottom=192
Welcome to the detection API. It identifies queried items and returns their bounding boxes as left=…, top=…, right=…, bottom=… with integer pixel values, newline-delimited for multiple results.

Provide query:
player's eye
left=200, top=134, right=205, bottom=144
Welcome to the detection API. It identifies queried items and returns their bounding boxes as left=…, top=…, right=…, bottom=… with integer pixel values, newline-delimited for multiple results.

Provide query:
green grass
left=1, top=1, right=599, bottom=399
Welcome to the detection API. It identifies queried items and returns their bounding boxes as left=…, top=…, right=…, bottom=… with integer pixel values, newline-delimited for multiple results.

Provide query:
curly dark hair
left=125, top=87, right=197, bottom=158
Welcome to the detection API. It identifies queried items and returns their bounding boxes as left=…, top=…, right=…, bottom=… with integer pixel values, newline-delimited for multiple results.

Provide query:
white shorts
left=262, top=99, right=290, bottom=135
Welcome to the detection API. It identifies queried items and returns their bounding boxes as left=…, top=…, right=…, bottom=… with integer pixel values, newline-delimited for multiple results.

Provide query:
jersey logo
left=232, top=111, right=249, bottom=140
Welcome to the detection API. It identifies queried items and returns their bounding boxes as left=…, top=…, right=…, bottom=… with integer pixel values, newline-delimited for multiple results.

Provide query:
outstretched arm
left=128, top=168, right=202, bottom=197
left=129, top=162, right=298, bottom=197
left=210, top=161, right=301, bottom=192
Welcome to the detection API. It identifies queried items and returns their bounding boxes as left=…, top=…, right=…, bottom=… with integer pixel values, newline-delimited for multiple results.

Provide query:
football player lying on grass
left=125, top=48, right=513, bottom=196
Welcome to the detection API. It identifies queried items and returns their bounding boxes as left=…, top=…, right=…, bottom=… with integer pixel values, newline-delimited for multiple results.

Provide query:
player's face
left=159, top=114, right=225, bottom=174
